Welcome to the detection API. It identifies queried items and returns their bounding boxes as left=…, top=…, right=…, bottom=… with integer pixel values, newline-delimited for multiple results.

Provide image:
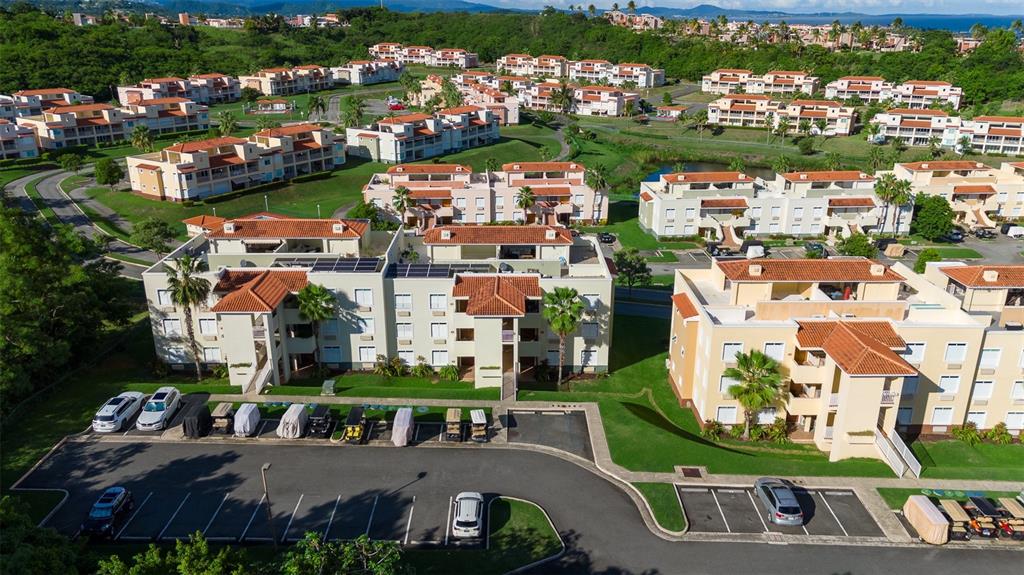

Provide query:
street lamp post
left=264, top=195, right=269, bottom=212
left=260, top=463, right=278, bottom=549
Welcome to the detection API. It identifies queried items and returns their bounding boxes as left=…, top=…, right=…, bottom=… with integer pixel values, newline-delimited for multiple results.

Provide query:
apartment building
left=345, top=107, right=500, bottom=164
left=5, top=88, right=94, bottom=117
left=605, top=10, right=664, bottom=31
left=701, top=70, right=819, bottom=96
left=332, top=60, right=404, bottom=85
left=962, top=116, right=1024, bottom=156
left=824, top=76, right=890, bottom=103
left=0, top=119, right=39, bottom=159
left=887, top=161, right=1024, bottom=228
left=775, top=100, right=856, bottom=136
left=189, top=73, right=242, bottom=103
left=120, top=98, right=210, bottom=134
left=885, top=81, right=963, bottom=110
left=142, top=216, right=614, bottom=395
left=16, top=103, right=132, bottom=149
left=524, top=81, right=639, bottom=117
left=707, top=94, right=779, bottom=128
left=496, top=54, right=570, bottom=78
left=872, top=111, right=1024, bottom=155
left=665, top=257, right=1023, bottom=469
left=0, top=96, right=15, bottom=121
left=126, top=123, right=344, bottom=201
left=368, top=43, right=479, bottom=68
left=362, top=161, right=607, bottom=228
left=118, top=75, right=242, bottom=105
left=497, top=53, right=664, bottom=88
left=238, top=65, right=333, bottom=96
left=638, top=169, right=903, bottom=241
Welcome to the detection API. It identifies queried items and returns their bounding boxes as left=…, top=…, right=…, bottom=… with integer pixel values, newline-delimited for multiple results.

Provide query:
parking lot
left=507, top=410, right=594, bottom=461
left=678, top=485, right=884, bottom=538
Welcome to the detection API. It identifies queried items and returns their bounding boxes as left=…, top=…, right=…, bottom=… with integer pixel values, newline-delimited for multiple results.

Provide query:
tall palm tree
left=887, top=178, right=913, bottom=237
left=775, top=117, right=791, bottom=139
left=516, top=186, right=536, bottom=223
left=485, top=157, right=500, bottom=175
left=441, top=78, right=463, bottom=108
left=130, top=125, right=153, bottom=152
left=392, top=186, right=413, bottom=223
left=587, top=4, right=596, bottom=17
left=824, top=152, right=841, bottom=170
left=764, top=111, right=774, bottom=143
left=692, top=109, right=708, bottom=140
left=340, top=95, right=366, bottom=128
left=164, top=254, right=212, bottom=382
left=217, top=111, right=237, bottom=137
left=957, top=135, right=973, bottom=157
left=585, top=163, right=609, bottom=191
left=542, top=287, right=584, bottom=387
left=551, top=81, right=575, bottom=115
left=798, top=119, right=811, bottom=138
left=307, top=94, right=327, bottom=120
left=868, top=145, right=886, bottom=174
left=254, top=116, right=280, bottom=131
left=771, top=155, right=792, bottom=174
left=297, top=283, right=335, bottom=374
left=723, top=350, right=783, bottom=440
left=927, top=136, right=943, bottom=158
left=626, top=0, right=636, bottom=14
left=814, top=118, right=828, bottom=137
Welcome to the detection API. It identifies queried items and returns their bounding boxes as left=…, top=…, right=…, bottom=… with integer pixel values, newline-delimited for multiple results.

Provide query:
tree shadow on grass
left=619, top=402, right=751, bottom=456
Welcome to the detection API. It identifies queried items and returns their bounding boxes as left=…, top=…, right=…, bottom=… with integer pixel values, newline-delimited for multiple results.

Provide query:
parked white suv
left=92, top=392, right=144, bottom=433
left=452, top=492, right=484, bottom=539
left=136, top=387, right=181, bottom=431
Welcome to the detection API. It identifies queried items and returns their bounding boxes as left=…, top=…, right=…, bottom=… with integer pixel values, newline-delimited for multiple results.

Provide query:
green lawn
left=0, top=164, right=58, bottom=191
left=23, top=175, right=57, bottom=220
left=910, top=440, right=1024, bottom=481
left=267, top=374, right=500, bottom=401
left=876, top=487, right=1021, bottom=510
left=645, top=250, right=679, bottom=263
left=634, top=483, right=687, bottom=531
left=649, top=273, right=677, bottom=288
left=931, top=247, right=984, bottom=259
left=407, top=498, right=561, bottom=575
left=207, top=84, right=404, bottom=123
left=580, top=200, right=695, bottom=251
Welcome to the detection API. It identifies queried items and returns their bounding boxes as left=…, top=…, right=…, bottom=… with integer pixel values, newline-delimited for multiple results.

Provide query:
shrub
left=984, top=422, right=1013, bottom=444
left=410, top=356, right=433, bottom=378
left=797, top=137, right=815, bottom=155
left=373, top=354, right=402, bottom=377
left=212, top=364, right=229, bottom=379
left=748, top=423, right=767, bottom=441
left=700, top=419, right=725, bottom=440
left=437, top=364, right=460, bottom=381
left=729, top=424, right=745, bottom=439
left=951, top=421, right=982, bottom=445
left=765, top=418, right=790, bottom=444
left=151, top=360, right=169, bottom=378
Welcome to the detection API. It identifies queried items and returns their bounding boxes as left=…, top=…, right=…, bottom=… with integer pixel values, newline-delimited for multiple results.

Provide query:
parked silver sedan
left=754, top=477, right=804, bottom=526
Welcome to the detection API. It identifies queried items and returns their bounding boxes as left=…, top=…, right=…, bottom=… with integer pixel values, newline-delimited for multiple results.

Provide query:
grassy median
left=634, top=483, right=687, bottom=532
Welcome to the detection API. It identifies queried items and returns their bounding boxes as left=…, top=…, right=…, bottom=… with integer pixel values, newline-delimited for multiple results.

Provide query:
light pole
left=317, top=203, right=321, bottom=218
left=264, top=195, right=269, bottom=212
left=260, top=463, right=278, bottom=549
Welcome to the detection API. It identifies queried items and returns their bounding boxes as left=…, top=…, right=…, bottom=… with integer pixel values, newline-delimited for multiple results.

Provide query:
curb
left=493, top=496, right=566, bottom=575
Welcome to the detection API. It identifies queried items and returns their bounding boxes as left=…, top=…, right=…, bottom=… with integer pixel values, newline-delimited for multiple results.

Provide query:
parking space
left=507, top=410, right=593, bottom=461
left=677, top=485, right=883, bottom=538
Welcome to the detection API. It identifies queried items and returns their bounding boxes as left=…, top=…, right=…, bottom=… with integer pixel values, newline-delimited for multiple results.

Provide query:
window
left=1006, top=412, right=1024, bottom=430
left=979, top=348, right=1001, bottom=368
left=581, top=348, right=596, bottom=366
left=664, top=225, right=676, bottom=235
left=573, top=194, right=584, bottom=206
left=396, top=323, right=413, bottom=339
left=430, top=294, right=447, bottom=310
left=475, top=214, right=485, bottom=223
left=972, top=380, right=993, bottom=400
left=582, top=294, right=600, bottom=309
left=163, top=319, right=182, bottom=336
left=901, top=343, right=926, bottom=363
left=198, top=318, right=217, bottom=335
left=665, top=208, right=676, bottom=221
left=398, top=350, right=415, bottom=365
left=812, top=206, right=824, bottom=218
left=431, top=323, right=447, bottom=339
left=355, top=288, right=373, bottom=307
left=902, top=376, right=918, bottom=395
left=359, top=317, right=375, bottom=335
left=944, top=342, right=967, bottom=364
left=810, top=223, right=822, bottom=234
left=202, top=348, right=222, bottom=363
left=719, top=375, right=738, bottom=394
left=763, top=342, right=785, bottom=361
left=455, top=198, right=466, bottom=209
left=751, top=206, right=762, bottom=218
left=475, top=197, right=485, bottom=210
left=716, top=406, right=738, bottom=424
left=897, top=407, right=913, bottom=425
left=581, top=323, right=599, bottom=339
left=394, top=294, right=412, bottom=310
left=358, top=346, right=376, bottom=362
left=966, top=411, right=987, bottom=428
left=495, top=196, right=504, bottom=209
left=722, top=342, right=743, bottom=362
left=547, top=350, right=560, bottom=366
left=156, top=289, right=173, bottom=306
left=1012, top=381, right=1024, bottom=400
left=684, top=207, right=696, bottom=220
left=431, top=350, right=449, bottom=366
left=757, top=407, right=777, bottom=425
left=683, top=224, right=696, bottom=235
left=938, top=375, right=960, bottom=394
left=770, top=206, right=781, bottom=217
left=931, top=407, right=953, bottom=425
left=769, top=222, right=780, bottom=233
left=322, top=346, right=341, bottom=363
left=792, top=207, right=804, bottom=219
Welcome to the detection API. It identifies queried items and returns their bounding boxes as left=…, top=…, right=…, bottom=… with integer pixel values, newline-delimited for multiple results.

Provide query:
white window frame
left=431, top=350, right=449, bottom=367
left=719, top=375, right=738, bottom=394
left=684, top=207, right=696, bottom=220
left=202, top=347, right=222, bottom=363
left=943, top=342, right=967, bottom=364
left=716, top=406, right=738, bottom=424
left=938, top=375, right=960, bottom=394
left=1011, top=381, right=1024, bottom=400
left=966, top=411, right=987, bottom=428
left=397, top=350, right=415, bottom=365
left=358, top=346, right=376, bottom=362
left=722, top=342, right=743, bottom=362
left=394, top=293, right=412, bottom=310
left=429, top=293, right=447, bottom=311
left=475, top=197, right=485, bottom=210
left=355, top=288, right=373, bottom=307
left=430, top=322, right=447, bottom=339
left=902, top=342, right=926, bottom=363
left=581, top=348, right=596, bottom=367
left=198, top=318, right=217, bottom=336
left=792, top=206, right=804, bottom=219
left=665, top=208, right=676, bottom=221
left=156, top=289, right=174, bottom=307
left=931, top=407, right=954, bottom=425
left=163, top=318, right=182, bottom=336
left=979, top=348, right=1001, bottom=368
left=1006, top=412, right=1024, bottom=430
left=396, top=323, right=413, bottom=339
left=359, top=317, right=375, bottom=335
left=812, top=206, right=824, bottom=218
left=763, top=342, right=785, bottom=361
left=972, top=380, right=993, bottom=400
left=757, top=407, right=777, bottom=425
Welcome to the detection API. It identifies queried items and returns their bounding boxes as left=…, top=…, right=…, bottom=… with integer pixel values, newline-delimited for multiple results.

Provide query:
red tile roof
left=48, top=103, right=113, bottom=114
left=378, top=113, right=432, bottom=124
left=701, top=198, right=748, bottom=208
left=782, top=171, right=873, bottom=182
left=639, top=191, right=654, bottom=202
left=387, top=164, right=471, bottom=174
left=941, top=265, right=1024, bottom=288
left=423, top=225, right=572, bottom=245
left=182, top=214, right=226, bottom=228
left=795, top=320, right=915, bottom=377
left=904, top=80, right=951, bottom=86
left=974, top=115, right=1024, bottom=123
left=13, top=88, right=76, bottom=96
left=133, top=97, right=190, bottom=105
left=439, top=105, right=482, bottom=115
left=828, top=197, right=876, bottom=207
left=672, top=293, right=698, bottom=319
left=664, top=171, right=748, bottom=183
left=452, top=275, right=541, bottom=316
left=887, top=108, right=948, bottom=116
left=717, top=259, right=903, bottom=282
left=207, top=218, right=368, bottom=239
left=253, top=123, right=322, bottom=137
left=164, top=137, right=246, bottom=153
left=899, top=161, right=990, bottom=172
left=212, top=270, right=308, bottom=313
left=952, top=185, right=996, bottom=195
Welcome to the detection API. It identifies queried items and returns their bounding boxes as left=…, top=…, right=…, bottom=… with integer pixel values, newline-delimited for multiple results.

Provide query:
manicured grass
left=5, top=490, right=67, bottom=525
left=645, top=250, right=678, bottom=263
left=910, top=440, right=1024, bottom=481
left=0, top=164, right=58, bottom=190
left=634, top=482, right=687, bottom=531
left=877, top=487, right=1021, bottom=510
left=266, top=375, right=500, bottom=401
left=23, top=175, right=57, bottom=220
left=436, top=123, right=559, bottom=171
left=105, top=253, right=153, bottom=267
left=580, top=200, right=694, bottom=251
left=407, top=498, right=561, bottom=575
left=931, top=247, right=984, bottom=259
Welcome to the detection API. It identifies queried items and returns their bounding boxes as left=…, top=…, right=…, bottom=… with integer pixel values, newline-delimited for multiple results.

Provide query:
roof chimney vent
left=921, top=163, right=929, bottom=169
left=870, top=263, right=885, bottom=276
left=748, top=264, right=763, bottom=277
left=332, top=222, right=346, bottom=234
left=545, top=229, right=557, bottom=240
left=799, top=173, right=808, bottom=180
left=982, top=269, right=999, bottom=282
left=223, top=222, right=235, bottom=233
left=441, top=229, right=452, bottom=240
left=395, top=166, right=404, bottom=172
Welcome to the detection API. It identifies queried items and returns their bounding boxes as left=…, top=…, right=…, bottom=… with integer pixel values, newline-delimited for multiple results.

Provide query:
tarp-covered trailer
left=903, top=495, right=949, bottom=545
left=182, top=403, right=212, bottom=439
left=391, top=407, right=413, bottom=447
left=277, top=403, right=309, bottom=439
left=470, top=409, right=488, bottom=443
left=234, top=403, right=261, bottom=437
left=211, top=402, right=234, bottom=435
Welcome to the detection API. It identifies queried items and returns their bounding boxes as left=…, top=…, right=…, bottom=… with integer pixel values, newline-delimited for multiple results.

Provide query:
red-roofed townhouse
left=345, top=107, right=499, bottom=163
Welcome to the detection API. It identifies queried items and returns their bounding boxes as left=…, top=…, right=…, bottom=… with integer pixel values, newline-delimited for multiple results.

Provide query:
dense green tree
left=130, top=124, right=153, bottom=152
left=836, top=233, right=878, bottom=258
left=612, top=247, right=652, bottom=296
left=912, top=194, right=956, bottom=241
left=340, top=95, right=366, bottom=128
left=542, top=287, right=584, bottom=387
left=59, top=152, right=83, bottom=174
left=94, top=158, right=124, bottom=191
left=129, top=217, right=175, bottom=254
left=0, top=496, right=81, bottom=575
left=914, top=248, right=942, bottom=273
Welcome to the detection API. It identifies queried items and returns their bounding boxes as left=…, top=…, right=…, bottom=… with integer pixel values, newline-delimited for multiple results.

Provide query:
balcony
left=828, top=393, right=840, bottom=408
left=786, top=392, right=822, bottom=416
left=501, top=330, right=516, bottom=342
left=789, top=360, right=828, bottom=384
left=880, top=390, right=897, bottom=405
left=252, top=327, right=267, bottom=340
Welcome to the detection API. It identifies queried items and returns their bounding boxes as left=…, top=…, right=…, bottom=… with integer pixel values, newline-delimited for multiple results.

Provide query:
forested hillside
left=2, top=4, right=1022, bottom=105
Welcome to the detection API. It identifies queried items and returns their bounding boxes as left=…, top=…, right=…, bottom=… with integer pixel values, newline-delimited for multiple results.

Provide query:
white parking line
left=116, top=491, right=152, bottom=539
left=403, top=496, right=416, bottom=545
left=365, top=495, right=379, bottom=536
left=443, top=496, right=453, bottom=546
left=818, top=492, right=849, bottom=536
left=283, top=494, right=303, bottom=542
left=240, top=494, right=266, bottom=541
left=747, top=490, right=769, bottom=533
left=324, top=495, right=341, bottom=537
left=709, top=490, right=731, bottom=533
left=203, top=492, right=231, bottom=535
left=158, top=493, right=191, bottom=540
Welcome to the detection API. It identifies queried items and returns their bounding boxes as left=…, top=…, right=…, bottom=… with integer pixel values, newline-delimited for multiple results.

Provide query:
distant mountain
left=0, top=0, right=523, bottom=16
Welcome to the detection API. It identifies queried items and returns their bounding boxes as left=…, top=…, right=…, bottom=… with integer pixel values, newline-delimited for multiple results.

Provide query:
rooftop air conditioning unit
left=441, top=229, right=452, bottom=240
left=223, top=222, right=235, bottom=233
left=545, top=229, right=557, bottom=240
left=332, top=222, right=346, bottom=233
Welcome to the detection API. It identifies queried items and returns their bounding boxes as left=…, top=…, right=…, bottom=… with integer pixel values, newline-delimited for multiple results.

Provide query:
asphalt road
left=20, top=441, right=1022, bottom=574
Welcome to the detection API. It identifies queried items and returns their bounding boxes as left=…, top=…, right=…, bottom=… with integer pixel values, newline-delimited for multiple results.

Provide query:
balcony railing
left=252, top=327, right=267, bottom=340
left=880, top=390, right=897, bottom=405
left=828, top=393, right=840, bottom=408
left=501, top=330, right=515, bottom=342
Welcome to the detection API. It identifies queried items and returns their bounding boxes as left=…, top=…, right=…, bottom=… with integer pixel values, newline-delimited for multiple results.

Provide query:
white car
left=452, top=492, right=484, bottom=539
left=92, top=392, right=144, bottom=433
left=135, top=387, right=181, bottom=431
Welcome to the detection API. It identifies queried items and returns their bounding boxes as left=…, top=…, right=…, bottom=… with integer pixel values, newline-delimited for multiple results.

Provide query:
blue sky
left=496, top=1, right=1024, bottom=16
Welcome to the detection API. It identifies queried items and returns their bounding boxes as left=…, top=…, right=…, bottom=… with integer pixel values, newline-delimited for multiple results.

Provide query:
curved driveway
left=19, top=440, right=1021, bottom=574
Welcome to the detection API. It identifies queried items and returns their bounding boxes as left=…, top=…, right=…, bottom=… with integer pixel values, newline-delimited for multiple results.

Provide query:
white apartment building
left=0, top=119, right=39, bottom=159
left=701, top=69, right=819, bottom=96
left=345, top=107, right=500, bottom=164
left=775, top=99, right=856, bottom=136
left=605, top=10, right=664, bottom=31
left=497, top=54, right=664, bottom=88
left=332, top=60, right=404, bottom=85
left=16, top=103, right=133, bottom=149
left=368, top=43, right=479, bottom=68
left=887, top=161, right=1024, bottom=228
left=126, top=123, right=345, bottom=201
left=143, top=215, right=613, bottom=396
left=189, top=73, right=242, bottom=103
left=826, top=77, right=964, bottom=109
left=961, top=116, right=1024, bottom=156
left=497, top=54, right=570, bottom=78
left=117, top=75, right=241, bottom=105
left=824, top=76, right=890, bottom=103
left=362, top=161, right=607, bottom=228
left=524, top=81, right=639, bottom=117
left=239, top=65, right=334, bottom=96
left=707, top=94, right=779, bottom=128
left=119, top=98, right=210, bottom=135
left=872, top=111, right=1024, bottom=155
left=4, top=88, right=94, bottom=118
left=666, top=258, right=1024, bottom=469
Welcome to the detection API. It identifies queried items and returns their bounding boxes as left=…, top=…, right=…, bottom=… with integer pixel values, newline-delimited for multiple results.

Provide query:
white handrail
left=874, top=428, right=908, bottom=477
left=888, top=428, right=923, bottom=478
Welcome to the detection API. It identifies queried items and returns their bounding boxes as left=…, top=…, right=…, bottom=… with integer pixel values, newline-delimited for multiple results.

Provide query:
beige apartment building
left=5, top=88, right=94, bottom=117
left=497, top=54, right=664, bottom=88
left=825, top=77, right=964, bottom=110
left=142, top=215, right=613, bottom=397
left=824, top=76, right=890, bottom=103
left=345, top=107, right=500, bottom=164
left=119, top=97, right=210, bottom=134
left=331, top=60, right=404, bottom=85
left=701, top=69, right=819, bottom=96
left=362, top=161, right=607, bottom=228
left=873, top=111, right=1024, bottom=156
left=707, top=94, right=779, bottom=127
left=117, top=75, right=241, bottom=105
left=0, top=119, right=39, bottom=159
left=775, top=100, right=856, bottom=136
left=368, top=43, right=479, bottom=68
left=497, top=54, right=570, bottom=78
left=189, top=73, right=242, bottom=103
left=523, top=81, right=639, bottom=117
left=887, top=161, right=1024, bottom=227
left=126, top=123, right=344, bottom=201
left=239, top=65, right=333, bottom=96
left=666, top=258, right=1024, bottom=472
left=16, top=103, right=131, bottom=149
left=429, top=74, right=519, bottom=125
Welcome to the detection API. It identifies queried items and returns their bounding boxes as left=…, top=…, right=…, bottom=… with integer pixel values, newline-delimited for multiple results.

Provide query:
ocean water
left=749, top=15, right=1022, bottom=33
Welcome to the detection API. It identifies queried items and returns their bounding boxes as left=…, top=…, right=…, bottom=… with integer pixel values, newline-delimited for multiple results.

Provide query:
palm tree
left=626, top=0, right=636, bottom=14
left=130, top=125, right=153, bottom=152
left=217, top=111, right=237, bottom=137
left=392, top=186, right=413, bottom=223
left=868, top=145, right=886, bottom=174
left=551, top=81, right=575, bottom=115
left=957, top=135, right=973, bottom=157
left=824, top=152, right=841, bottom=170
left=485, top=157, right=500, bottom=175
left=764, top=111, right=774, bottom=143
left=585, top=163, right=609, bottom=191
left=723, top=350, right=783, bottom=441
left=927, top=136, right=943, bottom=158
left=775, top=117, right=791, bottom=139
left=542, top=287, right=584, bottom=387
left=692, top=109, right=708, bottom=140
left=307, top=94, right=327, bottom=120
left=254, top=116, right=280, bottom=131
left=516, top=186, right=536, bottom=224
left=164, top=254, right=212, bottom=382
left=887, top=179, right=913, bottom=237
left=588, top=4, right=596, bottom=17
left=297, top=283, right=335, bottom=374
left=771, top=155, right=792, bottom=174
left=340, top=95, right=366, bottom=128
left=798, top=119, right=811, bottom=137
left=813, top=118, right=828, bottom=137
left=441, top=78, right=463, bottom=108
